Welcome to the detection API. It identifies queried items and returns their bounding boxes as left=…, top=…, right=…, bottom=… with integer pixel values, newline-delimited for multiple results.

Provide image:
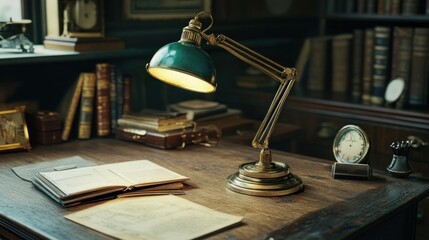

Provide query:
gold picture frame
left=0, top=106, right=31, bottom=152
left=123, top=0, right=211, bottom=20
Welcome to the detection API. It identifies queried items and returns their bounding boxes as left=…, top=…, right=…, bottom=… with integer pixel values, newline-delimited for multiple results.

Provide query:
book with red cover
left=95, top=63, right=111, bottom=136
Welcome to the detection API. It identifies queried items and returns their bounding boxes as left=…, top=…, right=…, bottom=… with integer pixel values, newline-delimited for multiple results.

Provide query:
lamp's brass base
left=226, top=161, right=303, bottom=196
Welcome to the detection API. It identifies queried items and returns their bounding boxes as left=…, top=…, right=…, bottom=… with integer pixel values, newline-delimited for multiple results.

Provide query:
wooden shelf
left=0, top=45, right=153, bottom=66
left=324, top=14, right=429, bottom=23
left=216, top=87, right=429, bottom=129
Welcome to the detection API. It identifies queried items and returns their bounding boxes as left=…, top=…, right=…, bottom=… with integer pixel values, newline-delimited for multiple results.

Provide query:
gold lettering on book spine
left=96, top=63, right=111, bottom=136
left=78, top=73, right=96, bottom=139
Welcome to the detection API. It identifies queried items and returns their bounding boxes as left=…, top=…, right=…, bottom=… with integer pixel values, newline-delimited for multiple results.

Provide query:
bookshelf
left=213, top=1, right=429, bottom=181
left=0, top=46, right=149, bottom=112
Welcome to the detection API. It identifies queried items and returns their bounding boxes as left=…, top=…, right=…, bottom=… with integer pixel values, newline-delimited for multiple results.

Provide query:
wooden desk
left=0, top=139, right=428, bottom=239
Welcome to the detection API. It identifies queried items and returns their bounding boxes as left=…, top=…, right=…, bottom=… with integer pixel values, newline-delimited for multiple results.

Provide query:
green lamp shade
left=147, top=42, right=217, bottom=93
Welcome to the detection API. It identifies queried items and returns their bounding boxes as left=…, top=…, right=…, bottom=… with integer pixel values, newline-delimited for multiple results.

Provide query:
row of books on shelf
left=301, top=25, right=429, bottom=108
left=58, top=63, right=132, bottom=141
left=325, top=0, right=429, bottom=15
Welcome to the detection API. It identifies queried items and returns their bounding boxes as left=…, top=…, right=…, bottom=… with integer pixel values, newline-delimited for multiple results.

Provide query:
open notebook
left=32, top=160, right=189, bottom=207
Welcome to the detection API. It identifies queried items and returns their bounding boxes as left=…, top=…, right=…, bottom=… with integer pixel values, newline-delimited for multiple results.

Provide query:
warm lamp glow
left=147, top=67, right=216, bottom=93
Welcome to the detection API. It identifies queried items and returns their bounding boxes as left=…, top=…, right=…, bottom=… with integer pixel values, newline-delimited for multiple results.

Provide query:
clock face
left=333, top=125, right=370, bottom=164
left=73, top=0, right=98, bottom=30
left=385, top=78, right=405, bottom=103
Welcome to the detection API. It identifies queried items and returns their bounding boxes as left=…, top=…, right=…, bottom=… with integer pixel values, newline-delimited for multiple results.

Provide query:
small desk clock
left=62, top=0, right=104, bottom=38
left=331, top=125, right=372, bottom=179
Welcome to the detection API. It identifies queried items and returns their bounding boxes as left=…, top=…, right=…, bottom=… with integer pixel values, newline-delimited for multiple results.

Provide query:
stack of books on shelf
left=58, top=63, right=132, bottom=141
left=301, top=25, right=429, bottom=109
left=43, top=36, right=125, bottom=52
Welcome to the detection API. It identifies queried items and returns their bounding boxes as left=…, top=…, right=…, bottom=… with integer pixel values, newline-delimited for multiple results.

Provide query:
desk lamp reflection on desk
left=146, top=11, right=303, bottom=196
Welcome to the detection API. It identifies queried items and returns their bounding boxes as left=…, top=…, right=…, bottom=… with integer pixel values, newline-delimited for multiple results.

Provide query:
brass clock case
left=333, top=125, right=370, bottom=164
left=62, top=0, right=105, bottom=38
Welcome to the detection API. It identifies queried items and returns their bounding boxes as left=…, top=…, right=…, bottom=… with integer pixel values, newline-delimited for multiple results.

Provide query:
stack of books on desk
left=117, top=109, right=193, bottom=132
left=116, top=109, right=198, bottom=149
left=167, top=99, right=242, bottom=123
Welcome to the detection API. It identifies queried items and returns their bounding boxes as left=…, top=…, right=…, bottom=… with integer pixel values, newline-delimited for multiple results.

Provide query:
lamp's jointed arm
left=147, top=11, right=304, bottom=195
left=202, top=32, right=296, bottom=150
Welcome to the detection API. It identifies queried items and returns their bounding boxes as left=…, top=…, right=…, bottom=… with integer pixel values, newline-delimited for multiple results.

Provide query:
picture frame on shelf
left=123, top=0, right=211, bottom=20
left=0, top=106, right=31, bottom=152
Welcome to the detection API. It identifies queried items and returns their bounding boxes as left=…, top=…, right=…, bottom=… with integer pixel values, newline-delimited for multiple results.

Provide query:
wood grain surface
left=0, top=138, right=428, bottom=240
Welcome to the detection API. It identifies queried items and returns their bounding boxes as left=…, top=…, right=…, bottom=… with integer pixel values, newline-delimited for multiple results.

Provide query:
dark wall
left=103, top=0, right=320, bottom=110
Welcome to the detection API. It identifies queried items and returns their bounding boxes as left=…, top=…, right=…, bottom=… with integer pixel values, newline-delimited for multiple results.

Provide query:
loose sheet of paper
left=65, top=195, right=243, bottom=240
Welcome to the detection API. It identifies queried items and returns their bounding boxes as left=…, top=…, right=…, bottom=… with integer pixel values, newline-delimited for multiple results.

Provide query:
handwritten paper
left=65, top=195, right=243, bottom=240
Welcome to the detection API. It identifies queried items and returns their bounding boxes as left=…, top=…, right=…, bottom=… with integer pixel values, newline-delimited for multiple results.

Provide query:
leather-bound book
left=78, top=73, right=96, bottom=139
left=123, top=74, right=132, bottom=114
left=351, top=30, right=364, bottom=100
left=109, top=65, right=118, bottom=133
left=371, top=26, right=391, bottom=106
left=390, top=27, right=413, bottom=108
left=401, top=0, right=420, bottom=15
left=61, top=74, right=84, bottom=141
left=308, top=36, right=330, bottom=92
left=331, top=34, right=353, bottom=95
left=408, top=28, right=429, bottom=106
left=116, top=68, right=124, bottom=122
left=362, top=28, right=375, bottom=104
left=96, top=63, right=111, bottom=137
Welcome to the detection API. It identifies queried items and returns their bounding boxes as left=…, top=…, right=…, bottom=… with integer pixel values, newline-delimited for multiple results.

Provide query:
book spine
left=117, top=118, right=159, bottom=131
left=352, top=30, right=364, bottom=99
left=401, top=0, right=419, bottom=15
left=427, top=0, right=429, bottom=14
left=371, top=26, right=391, bottom=105
left=295, top=38, right=310, bottom=83
left=366, top=0, right=377, bottom=13
left=390, top=0, right=401, bottom=15
left=391, top=27, right=413, bottom=108
left=110, top=65, right=118, bottom=133
left=331, top=34, right=353, bottom=94
left=356, top=0, right=366, bottom=13
left=96, top=63, right=111, bottom=137
left=123, top=74, right=132, bottom=114
left=408, top=28, right=429, bottom=106
left=116, top=68, right=124, bottom=119
left=61, top=74, right=84, bottom=141
left=377, top=0, right=386, bottom=14
left=384, top=0, right=392, bottom=14
left=362, top=28, right=375, bottom=104
left=78, top=73, right=96, bottom=139
left=308, top=37, right=328, bottom=91
left=391, top=0, right=401, bottom=14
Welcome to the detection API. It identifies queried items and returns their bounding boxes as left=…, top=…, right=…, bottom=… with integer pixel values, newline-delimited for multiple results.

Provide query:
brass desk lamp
left=147, top=11, right=303, bottom=196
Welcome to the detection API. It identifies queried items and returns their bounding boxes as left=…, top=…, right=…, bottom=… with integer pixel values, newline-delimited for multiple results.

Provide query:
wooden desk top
left=0, top=139, right=428, bottom=240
